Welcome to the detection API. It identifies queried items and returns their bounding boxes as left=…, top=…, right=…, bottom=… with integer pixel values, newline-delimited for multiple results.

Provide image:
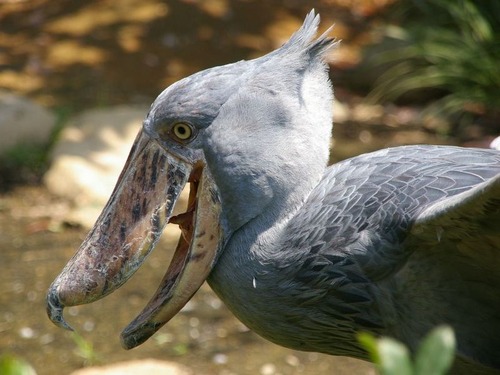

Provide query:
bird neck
left=205, top=138, right=331, bottom=341
left=205, top=61, right=336, bottom=345
left=207, top=178, right=370, bottom=358
left=211, top=140, right=329, bottom=236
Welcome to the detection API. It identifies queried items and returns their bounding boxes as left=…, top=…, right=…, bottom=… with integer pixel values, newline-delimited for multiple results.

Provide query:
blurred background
left=0, top=0, right=499, bottom=374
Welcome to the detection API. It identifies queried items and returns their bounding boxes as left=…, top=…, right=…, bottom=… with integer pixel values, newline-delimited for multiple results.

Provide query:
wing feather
left=279, top=145, right=500, bottom=368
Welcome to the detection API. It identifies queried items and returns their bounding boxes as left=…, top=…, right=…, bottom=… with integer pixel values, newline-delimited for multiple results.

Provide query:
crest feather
left=282, top=10, right=337, bottom=58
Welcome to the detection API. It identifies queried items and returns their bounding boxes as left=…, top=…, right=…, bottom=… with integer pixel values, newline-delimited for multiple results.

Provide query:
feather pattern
left=146, top=10, right=500, bottom=374
left=210, top=145, right=500, bottom=372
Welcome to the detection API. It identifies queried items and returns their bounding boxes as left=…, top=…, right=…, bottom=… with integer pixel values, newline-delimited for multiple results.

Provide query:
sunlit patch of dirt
left=0, top=0, right=394, bottom=109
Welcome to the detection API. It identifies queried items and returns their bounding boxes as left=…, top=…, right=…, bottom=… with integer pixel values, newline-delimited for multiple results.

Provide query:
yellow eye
left=172, top=122, right=193, bottom=141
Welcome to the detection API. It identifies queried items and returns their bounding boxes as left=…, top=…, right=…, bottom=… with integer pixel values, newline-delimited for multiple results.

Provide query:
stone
left=350, top=103, right=384, bottom=124
left=0, top=90, right=56, bottom=154
left=332, top=100, right=350, bottom=124
left=69, top=359, right=193, bottom=375
left=44, top=106, right=153, bottom=227
left=490, top=136, right=500, bottom=150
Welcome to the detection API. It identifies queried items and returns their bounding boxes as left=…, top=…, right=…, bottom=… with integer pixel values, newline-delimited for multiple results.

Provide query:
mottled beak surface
left=46, top=130, right=223, bottom=347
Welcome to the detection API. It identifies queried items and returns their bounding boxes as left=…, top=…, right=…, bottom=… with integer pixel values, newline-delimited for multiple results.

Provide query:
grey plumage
left=200, top=14, right=500, bottom=373
left=47, top=10, right=500, bottom=375
left=209, top=144, right=500, bottom=372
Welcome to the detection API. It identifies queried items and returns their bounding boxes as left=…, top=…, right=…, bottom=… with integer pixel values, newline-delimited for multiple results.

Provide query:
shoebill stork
left=47, top=11, right=500, bottom=374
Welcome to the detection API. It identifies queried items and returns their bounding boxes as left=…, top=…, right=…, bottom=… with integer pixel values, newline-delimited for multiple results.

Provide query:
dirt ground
left=0, top=0, right=396, bottom=111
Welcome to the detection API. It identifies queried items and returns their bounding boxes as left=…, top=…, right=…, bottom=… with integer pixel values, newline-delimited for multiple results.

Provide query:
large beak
left=46, top=130, right=223, bottom=348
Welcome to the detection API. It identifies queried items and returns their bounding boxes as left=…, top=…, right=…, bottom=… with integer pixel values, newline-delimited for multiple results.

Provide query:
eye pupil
left=172, top=122, right=193, bottom=141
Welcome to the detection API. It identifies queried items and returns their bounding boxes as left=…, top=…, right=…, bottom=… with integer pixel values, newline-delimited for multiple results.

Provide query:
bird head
left=46, top=10, right=336, bottom=349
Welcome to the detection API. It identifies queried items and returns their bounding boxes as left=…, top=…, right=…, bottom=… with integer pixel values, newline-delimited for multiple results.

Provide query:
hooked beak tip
left=120, top=324, right=157, bottom=350
left=46, top=286, right=74, bottom=332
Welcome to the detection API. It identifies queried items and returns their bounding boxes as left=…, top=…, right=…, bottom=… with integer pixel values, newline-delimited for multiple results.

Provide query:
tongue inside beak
left=46, top=130, right=223, bottom=346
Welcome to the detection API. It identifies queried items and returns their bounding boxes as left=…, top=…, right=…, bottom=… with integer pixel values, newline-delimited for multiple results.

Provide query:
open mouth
left=170, top=163, right=202, bottom=243
left=46, top=130, right=223, bottom=349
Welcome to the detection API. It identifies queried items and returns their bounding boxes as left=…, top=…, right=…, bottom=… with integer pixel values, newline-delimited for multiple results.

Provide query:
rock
left=332, top=100, right=350, bottom=124
left=350, top=103, right=384, bottom=124
left=0, top=90, right=56, bottom=154
left=44, top=106, right=148, bottom=227
left=490, top=136, right=500, bottom=150
left=69, top=359, right=193, bottom=375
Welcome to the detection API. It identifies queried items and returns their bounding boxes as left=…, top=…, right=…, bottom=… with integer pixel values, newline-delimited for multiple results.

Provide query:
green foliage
left=414, top=326, right=456, bottom=375
left=0, top=143, right=47, bottom=183
left=359, top=325, right=456, bottom=375
left=368, top=0, right=500, bottom=123
left=0, top=105, right=71, bottom=190
left=172, top=343, right=189, bottom=356
left=71, top=332, right=99, bottom=366
left=0, top=355, right=36, bottom=375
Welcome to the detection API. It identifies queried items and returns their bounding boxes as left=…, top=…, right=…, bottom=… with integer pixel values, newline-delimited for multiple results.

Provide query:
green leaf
left=358, top=332, right=413, bottom=375
left=0, top=355, right=36, bottom=375
left=377, top=337, right=414, bottom=375
left=414, top=325, right=456, bottom=375
left=172, top=343, right=189, bottom=356
left=358, top=332, right=381, bottom=364
left=71, top=332, right=99, bottom=365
